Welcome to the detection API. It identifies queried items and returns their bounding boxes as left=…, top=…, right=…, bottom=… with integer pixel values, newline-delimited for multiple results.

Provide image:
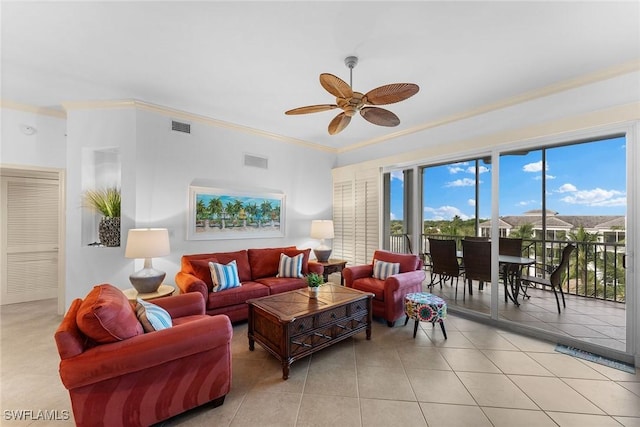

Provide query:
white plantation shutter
left=333, top=168, right=379, bottom=266
left=333, top=180, right=353, bottom=262
left=2, top=176, right=59, bottom=304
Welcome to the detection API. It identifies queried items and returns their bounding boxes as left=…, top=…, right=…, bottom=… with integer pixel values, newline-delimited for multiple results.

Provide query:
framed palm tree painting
left=187, top=186, right=285, bottom=240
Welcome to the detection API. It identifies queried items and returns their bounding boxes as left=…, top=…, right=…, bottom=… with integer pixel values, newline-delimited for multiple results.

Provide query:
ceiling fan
left=285, top=56, right=419, bottom=135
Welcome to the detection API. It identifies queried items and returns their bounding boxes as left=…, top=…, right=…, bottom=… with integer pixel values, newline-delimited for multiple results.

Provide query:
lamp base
left=313, top=248, right=332, bottom=263
left=130, top=268, right=166, bottom=294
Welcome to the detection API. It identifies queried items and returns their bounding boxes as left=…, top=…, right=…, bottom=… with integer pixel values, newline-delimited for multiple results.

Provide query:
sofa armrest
left=152, top=292, right=205, bottom=318
left=307, top=261, right=324, bottom=275
left=175, top=272, right=208, bottom=304
left=343, top=264, right=374, bottom=287
left=384, top=270, right=426, bottom=294
left=59, top=314, right=232, bottom=390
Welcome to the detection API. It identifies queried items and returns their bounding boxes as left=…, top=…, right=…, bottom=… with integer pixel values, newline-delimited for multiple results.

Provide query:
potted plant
left=305, top=272, right=324, bottom=298
left=83, top=186, right=121, bottom=247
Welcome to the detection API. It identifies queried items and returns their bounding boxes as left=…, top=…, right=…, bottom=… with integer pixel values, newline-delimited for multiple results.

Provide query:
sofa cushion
left=373, top=259, right=400, bottom=280
left=277, top=253, right=304, bottom=278
left=76, top=284, right=144, bottom=343
left=183, top=250, right=252, bottom=282
left=206, top=281, right=269, bottom=309
left=351, top=277, right=385, bottom=301
left=248, top=246, right=296, bottom=280
left=190, top=258, right=218, bottom=289
left=255, top=276, right=307, bottom=294
left=135, top=298, right=172, bottom=332
left=372, top=250, right=419, bottom=273
left=209, top=260, right=242, bottom=292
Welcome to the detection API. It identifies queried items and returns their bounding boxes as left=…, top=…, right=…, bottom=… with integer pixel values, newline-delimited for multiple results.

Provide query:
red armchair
left=54, top=285, right=232, bottom=427
left=343, top=250, right=425, bottom=327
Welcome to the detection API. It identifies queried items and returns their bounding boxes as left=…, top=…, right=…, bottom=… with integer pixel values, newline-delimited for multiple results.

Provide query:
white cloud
left=445, top=177, right=475, bottom=187
left=522, top=161, right=548, bottom=173
left=424, top=205, right=470, bottom=220
left=390, top=212, right=397, bottom=220
left=467, top=199, right=475, bottom=207
left=448, top=166, right=465, bottom=174
left=560, top=187, right=626, bottom=207
left=557, top=183, right=577, bottom=193
left=390, top=171, right=404, bottom=182
left=517, top=200, right=537, bottom=206
left=466, top=165, right=490, bottom=174
left=533, top=174, right=555, bottom=181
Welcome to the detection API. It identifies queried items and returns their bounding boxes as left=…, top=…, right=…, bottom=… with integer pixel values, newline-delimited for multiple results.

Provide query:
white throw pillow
left=373, top=259, right=400, bottom=280
left=277, top=253, right=304, bottom=278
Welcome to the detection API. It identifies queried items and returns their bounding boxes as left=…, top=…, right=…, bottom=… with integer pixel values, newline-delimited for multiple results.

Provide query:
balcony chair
left=461, top=239, right=492, bottom=300
left=54, top=284, right=232, bottom=427
left=343, top=250, right=425, bottom=327
left=521, top=243, right=576, bottom=313
left=428, top=238, right=463, bottom=290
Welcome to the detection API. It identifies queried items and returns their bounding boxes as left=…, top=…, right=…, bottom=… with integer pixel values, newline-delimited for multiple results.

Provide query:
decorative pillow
left=209, top=260, right=242, bottom=292
left=76, top=283, right=144, bottom=344
left=373, top=259, right=400, bottom=280
left=276, top=253, right=304, bottom=278
left=135, top=298, right=172, bottom=332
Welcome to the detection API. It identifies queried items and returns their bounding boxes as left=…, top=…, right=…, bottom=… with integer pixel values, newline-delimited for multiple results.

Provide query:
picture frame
left=187, top=186, right=285, bottom=240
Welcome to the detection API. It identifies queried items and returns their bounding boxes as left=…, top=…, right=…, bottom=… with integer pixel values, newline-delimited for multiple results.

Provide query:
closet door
left=1, top=175, right=59, bottom=304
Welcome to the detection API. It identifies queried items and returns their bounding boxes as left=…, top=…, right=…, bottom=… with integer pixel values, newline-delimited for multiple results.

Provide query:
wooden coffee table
left=247, top=284, right=373, bottom=379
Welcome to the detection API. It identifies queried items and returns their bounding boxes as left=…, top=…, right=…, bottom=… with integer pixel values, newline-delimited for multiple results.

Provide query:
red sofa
left=343, top=250, right=425, bottom=327
left=55, top=285, right=232, bottom=427
left=175, top=246, right=323, bottom=322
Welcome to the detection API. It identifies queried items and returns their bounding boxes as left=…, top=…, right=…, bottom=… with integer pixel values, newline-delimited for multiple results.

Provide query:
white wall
left=62, top=104, right=336, bottom=307
left=0, top=107, right=66, bottom=167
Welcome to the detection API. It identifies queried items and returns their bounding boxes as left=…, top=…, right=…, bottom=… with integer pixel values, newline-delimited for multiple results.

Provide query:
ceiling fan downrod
left=344, top=56, right=358, bottom=88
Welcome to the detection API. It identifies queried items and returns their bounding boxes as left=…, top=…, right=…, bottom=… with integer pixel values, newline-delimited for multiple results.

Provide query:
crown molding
left=0, top=100, right=66, bottom=118
left=60, top=99, right=336, bottom=153
left=338, top=59, right=640, bottom=154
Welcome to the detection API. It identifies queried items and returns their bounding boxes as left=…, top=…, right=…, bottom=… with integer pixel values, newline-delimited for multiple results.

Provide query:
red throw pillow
left=76, top=284, right=143, bottom=343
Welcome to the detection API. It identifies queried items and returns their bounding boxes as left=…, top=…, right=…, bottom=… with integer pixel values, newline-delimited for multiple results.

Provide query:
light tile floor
left=1, top=298, right=639, bottom=426
left=425, top=275, right=627, bottom=352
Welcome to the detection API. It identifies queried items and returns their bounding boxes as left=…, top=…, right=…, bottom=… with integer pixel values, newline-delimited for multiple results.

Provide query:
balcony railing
left=389, top=233, right=626, bottom=303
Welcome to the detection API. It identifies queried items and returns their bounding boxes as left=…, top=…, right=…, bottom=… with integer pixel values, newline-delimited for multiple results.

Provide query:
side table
left=316, top=259, right=347, bottom=286
left=123, top=284, right=175, bottom=302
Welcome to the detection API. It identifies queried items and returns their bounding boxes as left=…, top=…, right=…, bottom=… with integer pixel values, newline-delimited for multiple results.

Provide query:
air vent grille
left=244, top=154, right=268, bottom=169
left=171, top=120, right=191, bottom=134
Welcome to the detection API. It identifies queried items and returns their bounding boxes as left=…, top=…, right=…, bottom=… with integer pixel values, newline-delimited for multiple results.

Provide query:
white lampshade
left=310, top=220, right=334, bottom=262
left=125, top=228, right=170, bottom=294
left=310, top=220, right=334, bottom=240
left=125, top=228, right=170, bottom=259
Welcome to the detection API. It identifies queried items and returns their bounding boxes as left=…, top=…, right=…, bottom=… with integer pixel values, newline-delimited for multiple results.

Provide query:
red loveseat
left=55, top=285, right=232, bottom=427
left=175, top=246, right=323, bottom=322
left=343, top=250, right=425, bottom=327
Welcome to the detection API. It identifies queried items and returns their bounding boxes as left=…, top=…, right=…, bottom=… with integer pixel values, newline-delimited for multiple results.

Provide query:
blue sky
left=390, top=136, right=626, bottom=221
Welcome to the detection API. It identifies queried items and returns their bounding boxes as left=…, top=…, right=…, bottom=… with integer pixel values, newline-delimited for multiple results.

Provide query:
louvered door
left=333, top=170, right=379, bottom=266
left=1, top=176, right=60, bottom=304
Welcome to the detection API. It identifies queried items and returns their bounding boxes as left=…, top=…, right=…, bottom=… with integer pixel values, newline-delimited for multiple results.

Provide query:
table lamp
left=125, top=228, right=170, bottom=293
left=310, top=220, right=334, bottom=262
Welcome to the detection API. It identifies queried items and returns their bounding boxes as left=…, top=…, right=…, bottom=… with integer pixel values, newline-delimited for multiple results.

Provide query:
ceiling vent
left=171, top=120, right=191, bottom=134
left=244, top=153, right=268, bottom=169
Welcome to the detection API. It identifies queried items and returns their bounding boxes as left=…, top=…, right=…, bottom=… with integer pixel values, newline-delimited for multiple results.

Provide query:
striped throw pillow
left=135, top=298, right=172, bottom=332
left=373, top=259, right=400, bottom=280
left=209, top=260, right=241, bottom=292
left=276, top=253, right=304, bottom=278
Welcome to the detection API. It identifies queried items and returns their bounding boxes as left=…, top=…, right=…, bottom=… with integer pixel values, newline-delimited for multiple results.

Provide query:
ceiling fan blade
left=364, top=83, right=419, bottom=105
left=285, top=104, right=338, bottom=115
left=328, top=112, right=351, bottom=135
left=360, top=107, right=400, bottom=127
left=320, top=73, right=353, bottom=99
